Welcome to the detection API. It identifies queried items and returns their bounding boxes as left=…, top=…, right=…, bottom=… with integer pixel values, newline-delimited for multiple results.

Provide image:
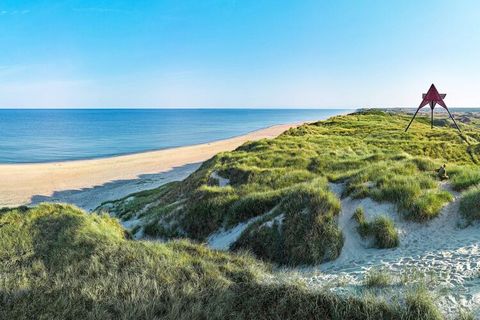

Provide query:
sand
left=295, top=182, right=480, bottom=318
left=0, top=123, right=300, bottom=210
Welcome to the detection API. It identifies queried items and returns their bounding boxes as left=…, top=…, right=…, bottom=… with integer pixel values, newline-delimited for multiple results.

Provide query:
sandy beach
left=0, top=123, right=300, bottom=210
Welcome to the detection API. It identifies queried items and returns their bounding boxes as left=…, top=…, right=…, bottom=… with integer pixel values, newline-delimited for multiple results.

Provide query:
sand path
left=0, top=123, right=299, bottom=208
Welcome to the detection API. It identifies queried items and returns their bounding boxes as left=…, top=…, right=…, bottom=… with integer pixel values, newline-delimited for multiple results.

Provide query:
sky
left=1, top=0, right=480, bottom=108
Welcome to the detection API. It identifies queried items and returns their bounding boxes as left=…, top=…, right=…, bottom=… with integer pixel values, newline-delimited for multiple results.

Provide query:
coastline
left=0, top=122, right=302, bottom=209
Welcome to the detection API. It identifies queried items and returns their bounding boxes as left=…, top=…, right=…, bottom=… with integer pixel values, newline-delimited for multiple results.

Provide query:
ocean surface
left=0, top=109, right=353, bottom=163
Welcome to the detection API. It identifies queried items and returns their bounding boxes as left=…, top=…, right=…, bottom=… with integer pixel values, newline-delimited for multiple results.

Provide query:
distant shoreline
left=0, top=122, right=302, bottom=166
left=0, top=108, right=353, bottom=164
left=0, top=122, right=304, bottom=209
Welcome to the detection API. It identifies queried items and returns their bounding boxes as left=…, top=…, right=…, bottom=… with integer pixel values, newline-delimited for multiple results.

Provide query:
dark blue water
left=0, top=109, right=352, bottom=163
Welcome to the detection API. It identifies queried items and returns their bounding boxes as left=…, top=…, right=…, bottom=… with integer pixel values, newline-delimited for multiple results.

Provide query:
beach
left=0, top=123, right=300, bottom=210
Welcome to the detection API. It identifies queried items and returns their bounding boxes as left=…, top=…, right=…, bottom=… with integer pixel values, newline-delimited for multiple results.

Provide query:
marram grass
left=0, top=204, right=443, bottom=319
left=98, top=110, right=480, bottom=265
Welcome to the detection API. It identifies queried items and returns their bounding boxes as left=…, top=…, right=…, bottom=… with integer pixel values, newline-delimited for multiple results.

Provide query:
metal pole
left=431, top=106, right=434, bottom=129
left=405, top=104, right=424, bottom=132
left=444, top=105, right=462, bottom=133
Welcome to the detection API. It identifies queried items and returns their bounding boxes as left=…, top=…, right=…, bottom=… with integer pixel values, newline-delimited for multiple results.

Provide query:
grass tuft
left=405, top=287, right=443, bottom=320
left=353, top=208, right=399, bottom=249
left=364, top=268, right=392, bottom=288
left=459, top=187, right=480, bottom=222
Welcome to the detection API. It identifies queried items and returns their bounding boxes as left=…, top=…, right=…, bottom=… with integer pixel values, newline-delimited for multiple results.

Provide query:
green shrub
left=352, top=207, right=369, bottom=237
left=226, top=189, right=283, bottom=226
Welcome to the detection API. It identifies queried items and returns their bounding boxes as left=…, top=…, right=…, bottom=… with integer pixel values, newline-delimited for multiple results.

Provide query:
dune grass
left=231, top=178, right=343, bottom=265
left=0, top=204, right=444, bottom=319
left=405, top=287, right=443, bottom=320
left=353, top=208, right=399, bottom=248
left=97, top=110, right=479, bottom=264
left=459, top=187, right=480, bottom=222
left=364, top=268, right=393, bottom=288
left=450, top=167, right=480, bottom=191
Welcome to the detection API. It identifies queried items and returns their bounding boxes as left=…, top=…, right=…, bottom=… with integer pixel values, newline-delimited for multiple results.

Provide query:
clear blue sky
left=1, top=0, right=479, bottom=108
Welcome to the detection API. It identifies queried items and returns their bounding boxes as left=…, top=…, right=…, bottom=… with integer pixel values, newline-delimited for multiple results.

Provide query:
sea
left=0, top=109, right=353, bottom=163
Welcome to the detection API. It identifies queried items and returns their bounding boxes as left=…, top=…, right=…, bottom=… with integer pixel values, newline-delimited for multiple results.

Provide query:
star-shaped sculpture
left=405, top=84, right=461, bottom=132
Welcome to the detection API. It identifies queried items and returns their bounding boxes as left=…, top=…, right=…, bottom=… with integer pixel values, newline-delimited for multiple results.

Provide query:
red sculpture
left=405, top=84, right=461, bottom=133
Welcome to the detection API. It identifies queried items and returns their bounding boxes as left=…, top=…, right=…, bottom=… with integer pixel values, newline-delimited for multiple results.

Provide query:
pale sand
left=0, top=123, right=300, bottom=209
left=296, top=182, right=480, bottom=318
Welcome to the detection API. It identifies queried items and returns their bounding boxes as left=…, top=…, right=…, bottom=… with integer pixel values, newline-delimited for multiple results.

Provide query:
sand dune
left=0, top=123, right=300, bottom=208
left=298, top=182, right=480, bottom=318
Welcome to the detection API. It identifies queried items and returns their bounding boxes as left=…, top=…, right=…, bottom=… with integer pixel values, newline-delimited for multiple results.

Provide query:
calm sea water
left=0, top=109, right=352, bottom=163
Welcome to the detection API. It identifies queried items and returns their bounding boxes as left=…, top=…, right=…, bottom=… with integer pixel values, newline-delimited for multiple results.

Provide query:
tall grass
left=459, top=187, right=480, bottom=222
left=353, top=208, right=399, bottom=249
left=0, top=204, right=443, bottom=319
left=97, top=110, right=479, bottom=264
left=450, top=167, right=480, bottom=191
left=364, top=268, right=393, bottom=288
left=233, top=179, right=343, bottom=265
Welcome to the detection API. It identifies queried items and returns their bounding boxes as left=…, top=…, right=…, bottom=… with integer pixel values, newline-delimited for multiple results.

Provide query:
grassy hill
left=98, top=110, right=480, bottom=266
left=0, top=204, right=443, bottom=319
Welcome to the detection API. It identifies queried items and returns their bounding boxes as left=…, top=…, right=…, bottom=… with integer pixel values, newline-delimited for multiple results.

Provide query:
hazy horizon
left=1, top=1, right=480, bottom=108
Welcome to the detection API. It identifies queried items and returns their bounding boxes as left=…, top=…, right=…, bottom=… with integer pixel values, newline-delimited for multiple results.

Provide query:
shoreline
left=0, top=122, right=302, bottom=209
left=0, top=122, right=301, bottom=166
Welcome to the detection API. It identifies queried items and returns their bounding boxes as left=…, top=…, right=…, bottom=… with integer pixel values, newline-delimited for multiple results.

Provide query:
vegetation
left=364, top=268, right=393, bottom=288
left=459, top=187, right=480, bottom=222
left=353, top=208, right=399, bottom=248
left=0, top=204, right=443, bottom=319
left=98, top=110, right=479, bottom=264
left=450, top=167, right=480, bottom=191
left=405, top=287, right=443, bottom=320
left=232, top=178, right=343, bottom=265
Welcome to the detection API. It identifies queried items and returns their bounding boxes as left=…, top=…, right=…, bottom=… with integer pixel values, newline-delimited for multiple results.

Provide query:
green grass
left=405, top=287, right=443, bottom=320
left=232, top=178, right=343, bottom=265
left=459, top=187, right=480, bottom=222
left=0, top=204, right=443, bottom=319
left=450, top=167, right=480, bottom=191
left=353, top=208, right=399, bottom=249
left=364, top=268, right=392, bottom=288
left=97, top=110, right=479, bottom=264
